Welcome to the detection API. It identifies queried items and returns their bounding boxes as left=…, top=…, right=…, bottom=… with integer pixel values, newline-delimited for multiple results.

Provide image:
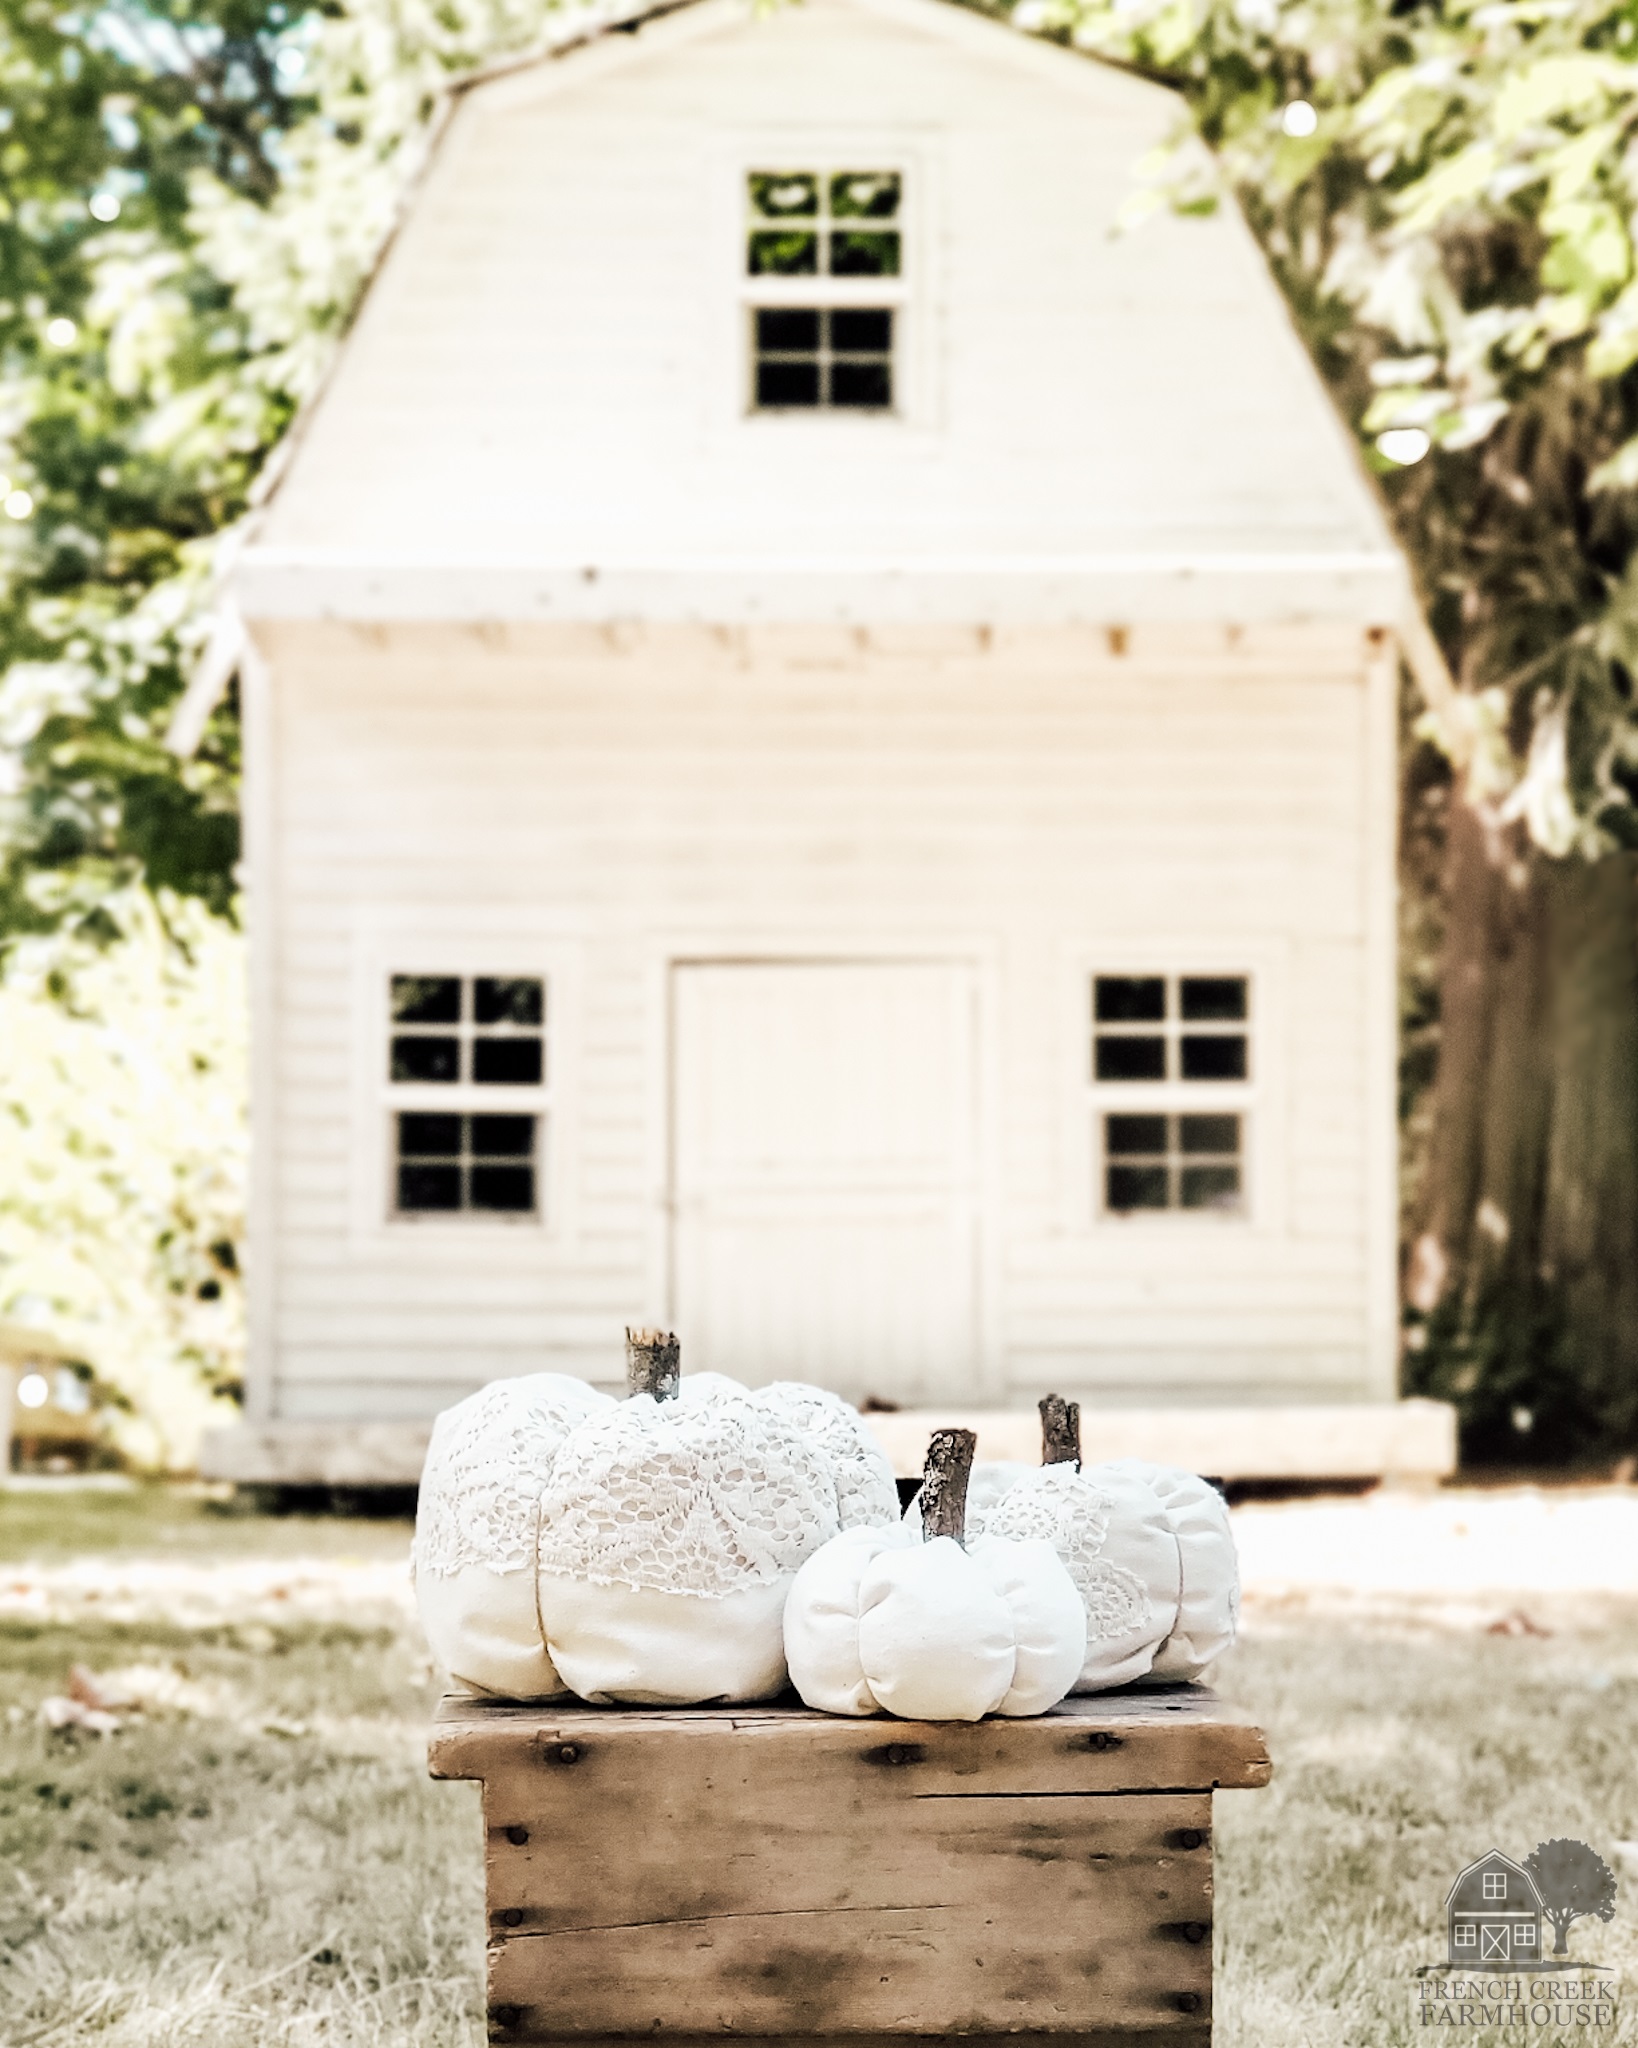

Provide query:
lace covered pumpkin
left=1098, top=1457, right=1239, bottom=1679
left=923, top=1460, right=1183, bottom=1692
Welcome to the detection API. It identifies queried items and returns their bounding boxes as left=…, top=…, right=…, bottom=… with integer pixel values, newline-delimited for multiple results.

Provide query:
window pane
left=830, top=231, right=899, bottom=277
left=471, top=1114, right=535, bottom=1158
left=1181, top=1034, right=1247, bottom=1081
left=470, top=1165, right=535, bottom=1212
left=398, top=1163, right=461, bottom=1211
left=1095, top=1036, right=1166, bottom=1082
left=756, top=359, right=821, bottom=408
left=391, top=1035, right=459, bottom=1083
left=1107, top=1164, right=1169, bottom=1211
left=749, top=171, right=819, bottom=218
left=830, top=308, right=893, bottom=351
left=391, top=975, right=460, bottom=1024
left=829, top=359, right=892, bottom=409
left=1181, top=1164, right=1242, bottom=1210
left=473, top=1038, right=543, bottom=1086
left=1180, top=1113, right=1239, bottom=1156
left=748, top=230, right=818, bottom=276
left=474, top=978, right=544, bottom=1027
left=757, top=308, right=821, bottom=350
left=1181, top=976, right=1247, bottom=1022
left=1106, top=1114, right=1168, bottom=1156
left=830, top=171, right=900, bottom=219
left=399, top=1112, right=462, bottom=1156
left=1095, top=976, right=1165, bottom=1023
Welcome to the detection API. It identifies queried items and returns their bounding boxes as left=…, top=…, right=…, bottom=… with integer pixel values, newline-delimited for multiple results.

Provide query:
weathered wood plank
left=428, top=1687, right=1273, bottom=1794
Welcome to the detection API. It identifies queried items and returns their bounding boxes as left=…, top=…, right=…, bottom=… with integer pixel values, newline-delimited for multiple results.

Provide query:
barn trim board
left=207, top=0, right=1452, bottom=1484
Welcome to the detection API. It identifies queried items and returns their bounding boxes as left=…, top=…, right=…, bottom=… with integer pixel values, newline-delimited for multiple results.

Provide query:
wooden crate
left=429, top=1689, right=1271, bottom=2048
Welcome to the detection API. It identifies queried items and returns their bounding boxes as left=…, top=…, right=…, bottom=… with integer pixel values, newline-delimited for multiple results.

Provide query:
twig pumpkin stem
left=919, top=1428, right=977, bottom=1545
left=1039, top=1393, right=1081, bottom=1468
left=625, top=1327, right=681, bottom=1401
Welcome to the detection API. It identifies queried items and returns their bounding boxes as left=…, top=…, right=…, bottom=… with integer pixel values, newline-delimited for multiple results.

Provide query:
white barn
left=208, top=0, right=1456, bottom=1485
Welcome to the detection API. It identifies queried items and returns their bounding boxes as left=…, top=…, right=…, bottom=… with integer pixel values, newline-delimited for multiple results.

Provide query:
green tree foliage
left=1020, top=0, right=1638, bottom=844
left=0, top=0, right=576, bottom=945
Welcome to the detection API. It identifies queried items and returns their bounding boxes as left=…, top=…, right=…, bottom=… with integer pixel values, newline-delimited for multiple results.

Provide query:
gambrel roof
left=239, top=0, right=1405, bottom=626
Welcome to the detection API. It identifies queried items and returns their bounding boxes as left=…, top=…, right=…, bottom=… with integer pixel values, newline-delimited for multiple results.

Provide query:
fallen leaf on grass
left=1486, top=1609, right=1551, bottom=1637
left=68, top=1664, right=136, bottom=1711
left=39, top=1696, right=122, bottom=1736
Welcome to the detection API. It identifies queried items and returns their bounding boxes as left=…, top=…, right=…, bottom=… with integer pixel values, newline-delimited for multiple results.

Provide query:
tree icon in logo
left=1524, top=1840, right=1617, bottom=1956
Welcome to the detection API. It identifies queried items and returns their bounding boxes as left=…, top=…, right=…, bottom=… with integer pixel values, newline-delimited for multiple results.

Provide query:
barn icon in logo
left=1447, top=1851, right=1544, bottom=1964
left=1446, top=1841, right=1618, bottom=1964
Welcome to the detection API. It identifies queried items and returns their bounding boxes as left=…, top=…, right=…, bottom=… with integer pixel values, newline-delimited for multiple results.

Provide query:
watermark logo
left=1414, top=1842, right=1620, bottom=2029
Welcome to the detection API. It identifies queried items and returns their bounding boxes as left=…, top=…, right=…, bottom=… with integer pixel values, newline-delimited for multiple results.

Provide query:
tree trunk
left=1407, top=795, right=1638, bottom=1457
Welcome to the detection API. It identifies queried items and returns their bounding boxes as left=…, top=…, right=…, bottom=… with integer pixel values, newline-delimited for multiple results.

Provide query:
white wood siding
left=254, top=0, right=1393, bottom=588
left=253, top=620, right=1395, bottom=1421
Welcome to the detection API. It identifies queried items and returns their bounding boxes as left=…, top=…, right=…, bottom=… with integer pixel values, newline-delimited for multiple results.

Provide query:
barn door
left=670, top=961, right=980, bottom=1406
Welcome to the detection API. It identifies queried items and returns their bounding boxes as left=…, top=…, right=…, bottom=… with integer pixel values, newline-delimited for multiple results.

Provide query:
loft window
left=387, top=975, right=546, bottom=1219
left=1089, top=974, right=1251, bottom=1218
left=745, top=169, right=902, bottom=413
left=1482, top=1873, right=1507, bottom=1901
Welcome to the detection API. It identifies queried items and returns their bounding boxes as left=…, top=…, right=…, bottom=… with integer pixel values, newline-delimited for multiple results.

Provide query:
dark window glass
left=748, top=229, right=818, bottom=275
left=398, top=1163, right=461, bottom=1211
left=471, top=1114, right=535, bottom=1158
left=474, top=1038, right=543, bottom=1086
left=748, top=171, right=819, bottom=218
left=830, top=231, right=899, bottom=276
left=830, top=359, right=892, bottom=409
left=756, top=359, right=821, bottom=408
left=1181, top=976, right=1247, bottom=1022
left=1095, top=977, right=1166, bottom=1023
left=1181, top=1035, right=1247, bottom=1081
left=1095, top=1036, right=1167, bottom=1082
left=391, top=975, right=460, bottom=1024
left=470, top=1165, right=535, bottom=1212
left=1181, top=1164, right=1242, bottom=1210
left=475, top=978, right=544, bottom=1027
left=399, top=1112, right=462, bottom=1156
left=1107, top=1164, right=1170, bottom=1211
left=1107, top=1114, right=1168, bottom=1156
left=1180, top=1113, right=1240, bottom=1155
left=391, top=1035, right=459, bottom=1083
left=830, top=308, right=893, bottom=352
left=830, top=171, right=900, bottom=218
left=757, top=308, right=821, bottom=350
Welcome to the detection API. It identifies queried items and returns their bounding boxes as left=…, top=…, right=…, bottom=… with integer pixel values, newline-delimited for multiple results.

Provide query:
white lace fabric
left=750, top=1382, right=901, bottom=1532
left=413, top=1373, right=612, bottom=1581
left=535, top=1385, right=843, bottom=1600
left=972, top=1465, right=1154, bottom=1644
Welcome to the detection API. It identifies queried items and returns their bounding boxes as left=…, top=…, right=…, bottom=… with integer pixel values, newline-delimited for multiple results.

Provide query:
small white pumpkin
left=784, top=1429, right=1087, bottom=1721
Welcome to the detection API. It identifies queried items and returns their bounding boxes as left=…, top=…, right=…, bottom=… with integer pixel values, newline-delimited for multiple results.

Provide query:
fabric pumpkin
left=785, top=1428, right=1086, bottom=1721
left=534, top=1371, right=898, bottom=1705
left=414, top=1351, right=900, bottom=1706
left=932, top=1460, right=1184, bottom=1693
left=784, top=1522, right=1086, bottom=1721
left=1099, top=1457, right=1239, bottom=1679
left=413, top=1371, right=615, bottom=1700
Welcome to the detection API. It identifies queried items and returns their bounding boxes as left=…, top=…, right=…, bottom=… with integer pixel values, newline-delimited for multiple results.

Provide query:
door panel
left=671, top=962, right=980, bottom=1405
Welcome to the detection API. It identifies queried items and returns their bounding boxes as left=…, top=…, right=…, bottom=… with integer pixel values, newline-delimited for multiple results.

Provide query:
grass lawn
left=0, top=1486, right=1635, bottom=2046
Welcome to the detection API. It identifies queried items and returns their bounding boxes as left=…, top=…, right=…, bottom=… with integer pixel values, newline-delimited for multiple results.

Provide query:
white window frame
left=1453, top=1922, right=1477, bottom=1948
left=348, top=921, right=579, bottom=1245
left=1483, top=1873, right=1507, bottom=1901
left=1062, top=942, right=1287, bottom=1234
left=714, top=133, right=939, bottom=433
